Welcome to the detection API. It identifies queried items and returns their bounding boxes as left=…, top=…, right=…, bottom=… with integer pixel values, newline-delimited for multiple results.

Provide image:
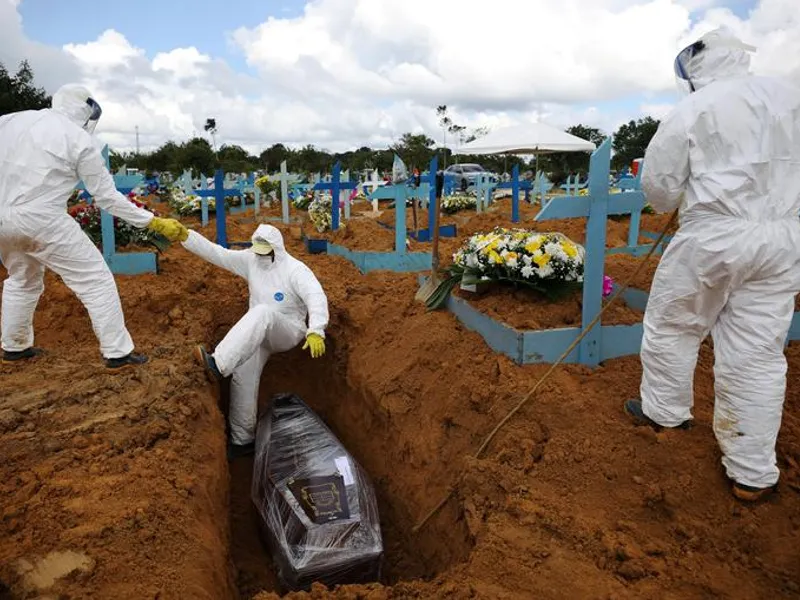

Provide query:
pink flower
left=602, top=275, right=614, bottom=298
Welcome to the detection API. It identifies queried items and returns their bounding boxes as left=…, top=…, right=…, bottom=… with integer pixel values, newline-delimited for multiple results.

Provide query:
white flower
left=521, top=265, right=534, bottom=278
left=536, top=263, right=554, bottom=278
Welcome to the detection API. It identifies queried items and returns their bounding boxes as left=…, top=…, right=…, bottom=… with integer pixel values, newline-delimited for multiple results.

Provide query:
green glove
left=148, top=217, right=188, bottom=242
left=302, top=333, right=326, bottom=358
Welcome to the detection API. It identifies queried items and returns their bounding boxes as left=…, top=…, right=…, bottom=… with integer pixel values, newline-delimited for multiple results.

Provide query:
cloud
left=1, top=0, right=799, bottom=155
left=0, top=0, right=81, bottom=89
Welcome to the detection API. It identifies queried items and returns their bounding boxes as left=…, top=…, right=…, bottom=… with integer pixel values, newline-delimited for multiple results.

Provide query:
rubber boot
left=732, top=481, right=778, bottom=503
left=2, top=347, right=43, bottom=363
left=193, top=345, right=223, bottom=382
left=105, top=352, right=149, bottom=369
left=227, top=442, right=255, bottom=461
left=624, top=399, right=693, bottom=430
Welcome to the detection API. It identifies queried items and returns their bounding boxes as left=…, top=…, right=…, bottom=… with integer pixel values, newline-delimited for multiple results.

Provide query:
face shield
left=83, top=97, right=102, bottom=134
left=674, top=28, right=756, bottom=95
left=674, top=41, right=705, bottom=95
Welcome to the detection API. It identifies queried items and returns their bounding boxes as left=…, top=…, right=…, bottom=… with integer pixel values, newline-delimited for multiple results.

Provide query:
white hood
left=51, top=84, right=97, bottom=130
left=251, top=224, right=287, bottom=260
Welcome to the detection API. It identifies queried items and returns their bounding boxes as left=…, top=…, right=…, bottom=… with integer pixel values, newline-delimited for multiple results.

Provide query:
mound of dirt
left=452, top=284, right=642, bottom=330
left=2, top=215, right=800, bottom=600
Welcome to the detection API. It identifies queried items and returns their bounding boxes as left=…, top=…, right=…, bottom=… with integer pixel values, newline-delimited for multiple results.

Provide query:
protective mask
left=83, top=97, right=102, bottom=134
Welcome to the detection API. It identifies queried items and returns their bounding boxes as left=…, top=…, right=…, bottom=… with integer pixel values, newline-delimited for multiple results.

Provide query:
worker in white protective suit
left=0, top=84, right=189, bottom=368
left=186, top=224, right=329, bottom=459
left=624, top=27, right=800, bottom=502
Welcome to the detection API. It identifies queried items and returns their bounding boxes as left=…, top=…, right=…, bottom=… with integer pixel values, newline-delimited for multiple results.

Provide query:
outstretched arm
left=181, top=230, right=251, bottom=278
left=76, top=143, right=154, bottom=227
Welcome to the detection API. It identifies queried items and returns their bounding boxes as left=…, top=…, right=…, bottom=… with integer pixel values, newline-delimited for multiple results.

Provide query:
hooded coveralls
left=182, top=224, right=329, bottom=445
left=640, top=30, right=800, bottom=488
left=0, top=85, right=154, bottom=358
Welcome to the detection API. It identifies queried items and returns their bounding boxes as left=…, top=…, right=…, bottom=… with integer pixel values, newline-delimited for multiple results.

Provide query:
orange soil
left=2, top=210, right=799, bottom=600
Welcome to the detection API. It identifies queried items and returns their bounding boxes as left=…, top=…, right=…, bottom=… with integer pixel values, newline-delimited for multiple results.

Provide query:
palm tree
left=204, top=118, right=217, bottom=152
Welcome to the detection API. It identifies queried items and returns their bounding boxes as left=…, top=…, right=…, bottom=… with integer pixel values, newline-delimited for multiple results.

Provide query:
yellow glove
left=148, top=217, right=189, bottom=242
left=302, top=333, right=326, bottom=359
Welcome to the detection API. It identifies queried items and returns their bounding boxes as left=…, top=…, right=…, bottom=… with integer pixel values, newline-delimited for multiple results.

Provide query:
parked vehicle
left=443, top=163, right=497, bottom=191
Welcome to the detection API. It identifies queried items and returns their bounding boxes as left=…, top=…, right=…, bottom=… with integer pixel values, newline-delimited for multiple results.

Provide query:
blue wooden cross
left=177, top=170, right=193, bottom=195
left=312, top=161, right=357, bottom=231
left=195, top=169, right=243, bottom=248
left=533, top=137, right=648, bottom=365
left=231, top=173, right=260, bottom=215
left=469, top=166, right=533, bottom=223
left=494, top=165, right=534, bottom=223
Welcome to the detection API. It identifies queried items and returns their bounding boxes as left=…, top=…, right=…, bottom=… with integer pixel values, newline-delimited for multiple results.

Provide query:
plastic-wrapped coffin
left=252, top=393, right=384, bottom=591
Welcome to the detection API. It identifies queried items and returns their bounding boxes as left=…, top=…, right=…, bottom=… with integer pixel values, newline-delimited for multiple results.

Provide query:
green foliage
left=539, top=124, right=605, bottom=184
left=390, top=132, right=435, bottom=170
left=0, top=60, right=51, bottom=117
left=216, top=144, right=259, bottom=173
left=611, top=116, right=660, bottom=170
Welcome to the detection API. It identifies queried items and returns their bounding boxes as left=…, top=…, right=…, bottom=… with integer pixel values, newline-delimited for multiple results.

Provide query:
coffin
left=252, top=393, right=384, bottom=591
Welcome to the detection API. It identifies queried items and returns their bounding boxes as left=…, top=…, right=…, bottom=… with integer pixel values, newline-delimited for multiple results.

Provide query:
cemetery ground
left=1, top=204, right=800, bottom=600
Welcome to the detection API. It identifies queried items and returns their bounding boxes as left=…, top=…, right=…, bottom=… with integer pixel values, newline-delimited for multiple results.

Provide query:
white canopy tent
left=452, top=122, right=596, bottom=156
left=452, top=122, right=597, bottom=199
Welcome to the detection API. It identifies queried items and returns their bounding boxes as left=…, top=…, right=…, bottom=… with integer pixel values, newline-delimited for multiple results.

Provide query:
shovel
left=415, top=189, right=443, bottom=304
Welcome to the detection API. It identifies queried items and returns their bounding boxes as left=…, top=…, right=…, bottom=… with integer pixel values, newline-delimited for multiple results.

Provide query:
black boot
left=227, top=442, right=255, bottom=461
left=105, top=352, right=149, bottom=369
left=2, top=347, right=43, bottom=363
left=732, top=481, right=778, bottom=502
left=624, top=399, right=692, bottom=430
left=193, top=345, right=223, bottom=382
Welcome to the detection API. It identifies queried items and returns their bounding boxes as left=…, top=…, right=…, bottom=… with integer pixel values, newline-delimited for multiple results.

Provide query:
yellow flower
left=563, top=242, right=578, bottom=258
left=488, top=250, right=503, bottom=264
left=533, top=252, right=551, bottom=267
left=525, top=240, right=542, bottom=254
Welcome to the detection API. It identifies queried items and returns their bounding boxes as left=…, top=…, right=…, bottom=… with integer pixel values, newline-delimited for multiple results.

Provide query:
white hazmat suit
left=182, top=224, right=329, bottom=445
left=638, top=28, right=800, bottom=490
left=0, top=84, right=156, bottom=360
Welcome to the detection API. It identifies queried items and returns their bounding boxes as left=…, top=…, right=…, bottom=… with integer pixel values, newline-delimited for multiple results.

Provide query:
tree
left=612, top=117, right=659, bottom=170
left=107, top=149, right=124, bottom=172
left=177, top=137, right=216, bottom=177
left=465, top=126, right=490, bottom=145
left=217, top=144, right=258, bottom=174
left=390, top=132, right=435, bottom=171
left=295, top=144, right=330, bottom=174
left=260, top=143, right=292, bottom=172
left=0, top=60, right=51, bottom=117
left=436, top=105, right=452, bottom=168
left=204, top=118, right=218, bottom=152
left=540, top=124, right=606, bottom=183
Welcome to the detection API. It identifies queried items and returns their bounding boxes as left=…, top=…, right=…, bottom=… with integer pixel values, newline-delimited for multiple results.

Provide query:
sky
left=2, top=0, right=799, bottom=155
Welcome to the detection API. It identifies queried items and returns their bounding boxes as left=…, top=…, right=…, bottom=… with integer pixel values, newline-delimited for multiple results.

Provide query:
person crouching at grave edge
left=185, top=224, right=329, bottom=460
